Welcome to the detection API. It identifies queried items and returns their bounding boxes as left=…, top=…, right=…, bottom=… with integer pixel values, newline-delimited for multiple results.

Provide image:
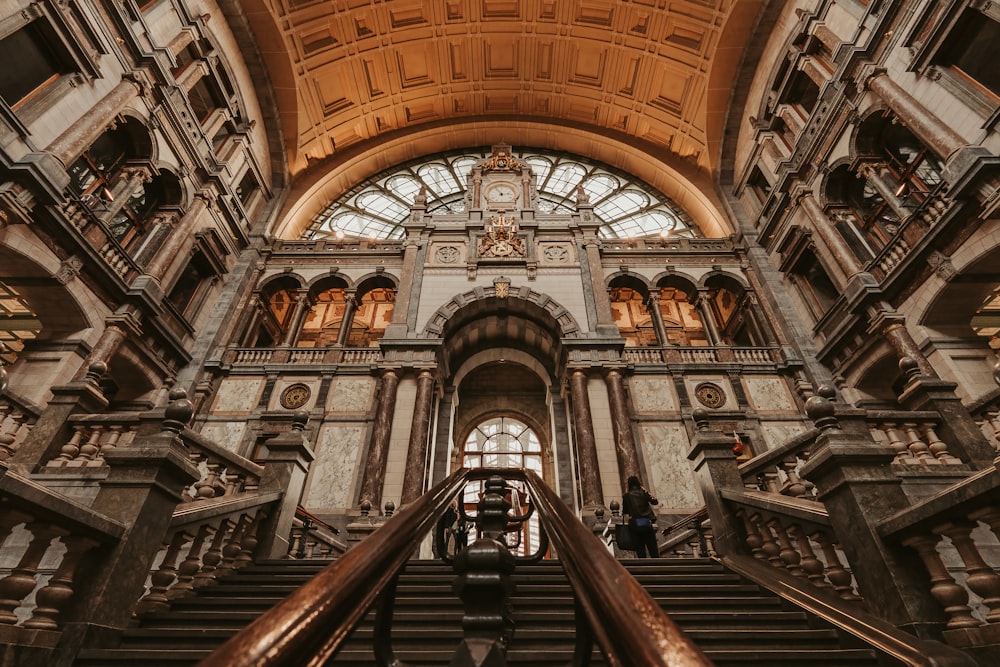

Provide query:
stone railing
left=137, top=498, right=276, bottom=615
left=970, top=389, right=1000, bottom=453
left=0, top=392, right=41, bottom=462
left=869, top=184, right=949, bottom=283
left=621, top=346, right=779, bottom=365
left=738, top=427, right=819, bottom=500
left=179, top=428, right=262, bottom=502
left=879, top=464, right=1000, bottom=647
left=44, top=413, right=141, bottom=468
left=867, top=410, right=964, bottom=466
left=720, top=489, right=864, bottom=605
left=288, top=512, right=348, bottom=559
left=59, top=197, right=141, bottom=283
left=228, top=347, right=383, bottom=366
left=0, top=463, right=124, bottom=632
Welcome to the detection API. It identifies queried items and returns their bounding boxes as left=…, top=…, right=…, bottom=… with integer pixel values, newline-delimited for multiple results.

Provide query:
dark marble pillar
left=798, top=193, right=864, bottom=282
left=72, top=314, right=140, bottom=381
left=143, top=193, right=210, bottom=282
left=604, top=369, right=640, bottom=487
left=695, top=290, right=723, bottom=346
left=568, top=370, right=603, bottom=507
left=646, top=291, right=669, bottom=346
left=858, top=163, right=913, bottom=219
left=335, top=292, right=358, bottom=347
left=281, top=289, right=312, bottom=347
left=46, top=78, right=142, bottom=167
left=865, top=70, right=964, bottom=160
left=871, top=312, right=937, bottom=378
left=358, top=369, right=400, bottom=509
left=401, top=370, right=436, bottom=504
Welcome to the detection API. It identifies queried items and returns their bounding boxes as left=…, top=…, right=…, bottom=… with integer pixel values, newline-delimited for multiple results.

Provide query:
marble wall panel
left=744, top=377, right=795, bottom=412
left=629, top=376, right=677, bottom=413
left=638, top=423, right=701, bottom=511
left=759, top=421, right=809, bottom=451
left=199, top=421, right=249, bottom=454
left=212, top=378, right=265, bottom=413
left=305, top=424, right=364, bottom=510
left=328, top=376, right=376, bottom=412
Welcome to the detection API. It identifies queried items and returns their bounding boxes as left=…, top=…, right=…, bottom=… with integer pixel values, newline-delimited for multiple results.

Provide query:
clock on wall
left=279, top=383, right=312, bottom=409
left=485, top=183, right=518, bottom=205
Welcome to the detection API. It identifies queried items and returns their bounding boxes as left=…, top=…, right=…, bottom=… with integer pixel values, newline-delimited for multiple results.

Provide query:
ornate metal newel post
left=450, top=475, right=516, bottom=667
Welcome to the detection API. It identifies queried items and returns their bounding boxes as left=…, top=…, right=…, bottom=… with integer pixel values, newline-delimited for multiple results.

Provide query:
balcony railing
left=227, top=347, right=383, bottom=366
left=623, top=345, right=780, bottom=365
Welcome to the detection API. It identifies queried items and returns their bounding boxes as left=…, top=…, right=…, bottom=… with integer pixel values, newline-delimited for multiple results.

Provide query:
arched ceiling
left=233, top=0, right=768, bottom=236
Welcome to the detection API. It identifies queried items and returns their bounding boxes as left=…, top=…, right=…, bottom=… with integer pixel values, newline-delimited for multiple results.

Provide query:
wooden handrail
left=197, top=467, right=713, bottom=666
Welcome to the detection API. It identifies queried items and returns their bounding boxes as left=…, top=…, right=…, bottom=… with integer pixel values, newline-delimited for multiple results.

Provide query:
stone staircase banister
left=169, top=491, right=283, bottom=529
left=738, top=427, right=820, bottom=497
left=719, top=488, right=831, bottom=530
left=179, top=427, right=264, bottom=482
left=721, top=553, right=978, bottom=667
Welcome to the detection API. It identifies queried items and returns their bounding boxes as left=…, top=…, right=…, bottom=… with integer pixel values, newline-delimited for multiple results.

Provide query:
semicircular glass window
left=304, top=148, right=698, bottom=240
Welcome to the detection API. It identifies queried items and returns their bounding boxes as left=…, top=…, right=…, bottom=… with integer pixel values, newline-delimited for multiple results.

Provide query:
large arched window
left=305, top=149, right=698, bottom=241
left=462, top=416, right=543, bottom=557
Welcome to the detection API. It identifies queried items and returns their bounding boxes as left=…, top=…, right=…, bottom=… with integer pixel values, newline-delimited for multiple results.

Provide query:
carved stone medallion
left=279, top=383, right=312, bottom=409
left=694, top=382, right=726, bottom=409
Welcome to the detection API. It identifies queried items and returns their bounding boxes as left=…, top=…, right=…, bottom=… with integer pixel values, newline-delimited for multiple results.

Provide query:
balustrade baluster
left=138, top=531, right=192, bottom=614
left=879, top=423, right=912, bottom=464
left=52, top=426, right=85, bottom=465
left=78, top=425, right=104, bottom=464
left=922, top=425, right=961, bottom=465
left=102, top=425, right=124, bottom=456
left=23, top=535, right=98, bottom=630
left=214, top=515, right=250, bottom=580
left=0, top=404, right=14, bottom=461
left=767, top=519, right=805, bottom=577
left=169, top=525, right=213, bottom=600
left=789, top=525, right=830, bottom=590
left=0, top=522, right=64, bottom=624
left=903, top=423, right=936, bottom=465
left=193, top=519, right=231, bottom=588
left=236, top=510, right=267, bottom=570
left=779, top=458, right=808, bottom=497
left=752, top=514, right=783, bottom=568
left=937, top=521, right=1000, bottom=624
left=736, top=509, right=766, bottom=560
left=811, top=530, right=863, bottom=603
left=902, top=533, right=981, bottom=629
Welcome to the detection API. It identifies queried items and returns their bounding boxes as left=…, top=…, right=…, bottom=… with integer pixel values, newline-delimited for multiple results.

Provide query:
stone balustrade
left=228, top=346, right=383, bottom=366
left=137, top=506, right=270, bottom=615
left=58, top=198, right=140, bottom=283
left=0, top=465, right=123, bottom=632
left=621, top=346, right=779, bottom=366
left=867, top=412, right=964, bottom=466
left=178, top=430, right=262, bottom=502
left=288, top=516, right=348, bottom=559
left=738, top=428, right=818, bottom=500
left=0, top=395, right=40, bottom=462
left=970, top=391, right=1000, bottom=453
left=45, top=414, right=140, bottom=468
left=726, top=496, right=864, bottom=606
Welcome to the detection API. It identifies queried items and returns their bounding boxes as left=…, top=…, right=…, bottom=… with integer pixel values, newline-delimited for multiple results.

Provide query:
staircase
left=76, top=557, right=881, bottom=666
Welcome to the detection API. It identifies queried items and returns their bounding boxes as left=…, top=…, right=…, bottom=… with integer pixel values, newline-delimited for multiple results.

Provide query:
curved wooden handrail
left=197, top=467, right=713, bottom=667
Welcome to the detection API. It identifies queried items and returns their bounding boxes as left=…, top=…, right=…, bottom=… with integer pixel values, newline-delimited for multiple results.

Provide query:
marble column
left=871, top=312, right=937, bottom=378
left=646, top=291, right=669, bottom=346
left=858, top=163, right=913, bottom=219
left=143, top=193, right=211, bottom=282
left=695, top=290, right=723, bottom=346
left=401, top=370, right=436, bottom=504
left=72, top=316, right=139, bottom=381
left=46, top=78, right=142, bottom=168
left=358, top=369, right=400, bottom=509
left=798, top=193, right=864, bottom=281
left=864, top=70, right=965, bottom=160
left=99, top=166, right=152, bottom=224
left=568, top=370, right=603, bottom=507
left=281, top=289, right=312, bottom=347
left=583, top=238, right=617, bottom=333
left=604, top=370, right=640, bottom=487
left=336, top=292, right=358, bottom=347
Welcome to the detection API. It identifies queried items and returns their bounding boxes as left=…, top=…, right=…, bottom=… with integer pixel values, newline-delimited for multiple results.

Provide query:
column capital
left=857, top=64, right=887, bottom=92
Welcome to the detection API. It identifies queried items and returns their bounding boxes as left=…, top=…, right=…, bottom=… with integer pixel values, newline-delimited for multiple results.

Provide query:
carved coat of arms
left=478, top=212, right=526, bottom=258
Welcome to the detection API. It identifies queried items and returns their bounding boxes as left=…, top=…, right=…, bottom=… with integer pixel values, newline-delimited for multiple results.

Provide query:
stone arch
left=702, top=270, right=750, bottom=291
left=421, top=286, right=581, bottom=340
left=607, top=271, right=652, bottom=295
left=355, top=272, right=399, bottom=297
left=306, top=272, right=350, bottom=295
left=652, top=270, right=700, bottom=296
left=258, top=273, right=306, bottom=294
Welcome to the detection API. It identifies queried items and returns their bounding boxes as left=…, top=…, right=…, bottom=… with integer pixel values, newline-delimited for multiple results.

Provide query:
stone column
left=99, top=166, right=152, bottom=224
left=604, top=369, right=641, bottom=487
left=798, top=193, right=864, bottom=281
left=863, top=69, right=964, bottom=161
left=358, top=369, right=400, bottom=509
left=72, top=314, right=141, bottom=381
left=143, top=192, right=211, bottom=282
left=858, top=163, right=913, bottom=219
left=646, top=291, right=669, bottom=346
left=695, top=289, right=723, bottom=346
left=281, top=289, right=312, bottom=347
left=46, top=78, right=142, bottom=168
left=568, top=370, right=603, bottom=507
left=401, top=370, right=436, bottom=504
left=869, top=311, right=937, bottom=378
left=335, top=291, right=358, bottom=347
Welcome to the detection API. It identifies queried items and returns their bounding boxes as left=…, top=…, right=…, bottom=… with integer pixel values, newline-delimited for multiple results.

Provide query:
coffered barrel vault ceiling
left=234, top=0, right=765, bottom=236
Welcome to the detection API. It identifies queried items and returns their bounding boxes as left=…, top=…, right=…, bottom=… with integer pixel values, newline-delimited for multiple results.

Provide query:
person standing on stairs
left=622, top=475, right=659, bottom=558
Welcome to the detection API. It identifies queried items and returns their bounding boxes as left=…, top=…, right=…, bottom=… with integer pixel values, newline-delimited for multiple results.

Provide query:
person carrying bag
left=621, top=475, right=659, bottom=557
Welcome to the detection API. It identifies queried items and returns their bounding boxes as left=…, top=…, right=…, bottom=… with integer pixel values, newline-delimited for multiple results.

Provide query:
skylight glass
left=304, top=148, right=698, bottom=240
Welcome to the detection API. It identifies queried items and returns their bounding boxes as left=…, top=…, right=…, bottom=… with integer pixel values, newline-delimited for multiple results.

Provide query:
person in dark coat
left=621, top=475, right=659, bottom=557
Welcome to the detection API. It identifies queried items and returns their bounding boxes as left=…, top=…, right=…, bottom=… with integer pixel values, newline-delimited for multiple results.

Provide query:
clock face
left=487, top=184, right=517, bottom=204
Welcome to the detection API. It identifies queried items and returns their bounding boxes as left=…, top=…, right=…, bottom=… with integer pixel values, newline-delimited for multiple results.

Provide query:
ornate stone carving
left=54, top=256, right=84, bottom=285
left=481, top=148, right=522, bottom=172
left=478, top=212, right=526, bottom=258
left=926, top=251, right=957, bottom=280
left=279, top=383, right=312, bottom=409
left=694, top=382, right=727, bottom=409
left=435, top=245, right=461, bottom=264
left=542, top=244, right=569, bottom=263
